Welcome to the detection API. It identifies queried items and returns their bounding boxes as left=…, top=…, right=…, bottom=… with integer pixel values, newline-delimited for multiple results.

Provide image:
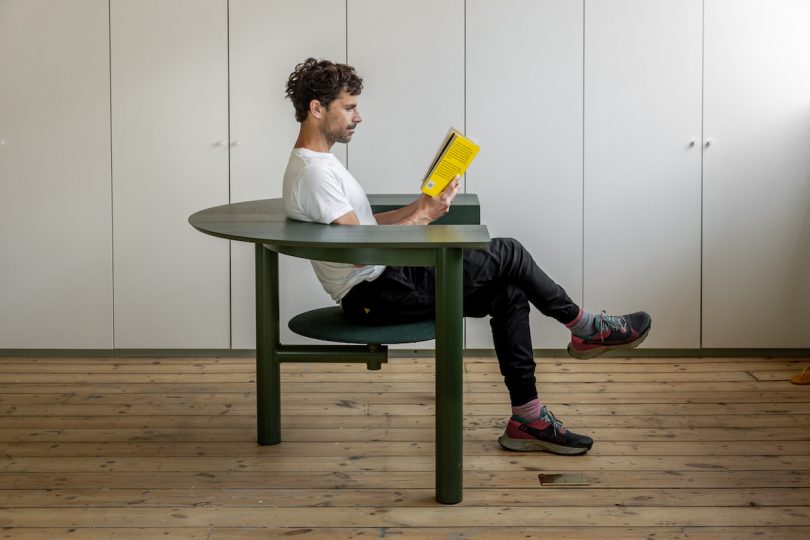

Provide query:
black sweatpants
left=340, top=237, right=580, bottom=406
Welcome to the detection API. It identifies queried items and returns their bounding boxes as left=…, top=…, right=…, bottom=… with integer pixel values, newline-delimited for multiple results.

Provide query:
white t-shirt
left=283, top=148, right=385, bottom=302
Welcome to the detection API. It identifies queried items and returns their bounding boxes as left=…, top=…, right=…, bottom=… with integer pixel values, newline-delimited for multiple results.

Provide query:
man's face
left=321, top=90, right=362, bottom=145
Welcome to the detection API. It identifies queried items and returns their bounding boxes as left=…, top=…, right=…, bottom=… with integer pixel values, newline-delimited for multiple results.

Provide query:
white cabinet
left=584, top=0, right=703, bottom=348
left=110, top=0, right=230, bottom=348
left=0, top=0, right=113, bottom=349
left=4, top=1, right=809, bottom=352
left=703, top=0, right=810, bottom=348
left=465, top=0, right=584, bottom=349
left=228, top=0, right=347, bottom=348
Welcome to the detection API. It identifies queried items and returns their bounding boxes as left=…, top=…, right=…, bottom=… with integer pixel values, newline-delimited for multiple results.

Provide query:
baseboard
left=1, top=348, right=807, bottom=358
left=457, top=348, right=810, bottom=358
left=0, top=349, right=255, bottom=358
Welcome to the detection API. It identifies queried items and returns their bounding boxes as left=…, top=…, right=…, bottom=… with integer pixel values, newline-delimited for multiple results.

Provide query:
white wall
left=0, top=0, right=113, bottom=349
left=583, top=0, right=703, bottom=348
left=110, top=0, right=231, bottom=349
left=466, top=0, right=584, bottom=350
left=702, top=0, right=810, bottom=348
left=228, top=0, right=347, bottom=349
left=2, top=0, right=809, bottom=351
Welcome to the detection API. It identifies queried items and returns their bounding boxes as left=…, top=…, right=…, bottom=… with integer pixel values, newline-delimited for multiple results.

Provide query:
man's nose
left=354, top=110, right=362, bottom=123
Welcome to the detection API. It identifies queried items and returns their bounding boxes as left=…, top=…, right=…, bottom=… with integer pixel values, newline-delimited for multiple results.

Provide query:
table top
left=189, top=195, right=490, bottom=250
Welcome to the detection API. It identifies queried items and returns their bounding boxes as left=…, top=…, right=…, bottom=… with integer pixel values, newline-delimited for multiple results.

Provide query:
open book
left=420, top=127, right=480, bottom=196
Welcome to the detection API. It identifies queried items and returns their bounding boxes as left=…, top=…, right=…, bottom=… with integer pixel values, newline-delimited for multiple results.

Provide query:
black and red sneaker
left=568, top=311, right=651, bottom=360
left=497, top=407, right=593, bottom=455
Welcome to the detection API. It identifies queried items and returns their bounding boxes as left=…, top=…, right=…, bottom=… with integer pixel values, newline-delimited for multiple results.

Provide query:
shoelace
left=595, top=310, right=627, bottom=340
left=538, top=406, right=565, bottom=436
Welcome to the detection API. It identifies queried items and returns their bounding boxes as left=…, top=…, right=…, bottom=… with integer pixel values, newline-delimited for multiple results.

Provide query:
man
left=282, top=58, right=651, bottom=455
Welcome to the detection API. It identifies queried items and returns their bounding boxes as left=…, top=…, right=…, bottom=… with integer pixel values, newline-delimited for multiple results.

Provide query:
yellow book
left=420, top=127, right=480, bottom=196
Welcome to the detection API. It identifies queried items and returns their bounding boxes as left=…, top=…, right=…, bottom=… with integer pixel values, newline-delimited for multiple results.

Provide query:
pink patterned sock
left=512, top=398, right=543, bottom=422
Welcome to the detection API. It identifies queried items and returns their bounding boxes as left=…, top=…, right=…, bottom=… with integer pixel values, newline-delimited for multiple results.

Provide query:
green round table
left=190, top=194, right=489, bottom=504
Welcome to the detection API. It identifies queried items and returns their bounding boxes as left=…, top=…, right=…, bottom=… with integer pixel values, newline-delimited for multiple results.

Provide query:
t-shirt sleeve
left=294, top=165, right=355, bottom=224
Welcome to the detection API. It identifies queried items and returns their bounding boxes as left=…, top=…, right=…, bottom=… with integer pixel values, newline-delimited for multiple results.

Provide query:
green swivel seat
left=287, top=306, right=435, bottom=370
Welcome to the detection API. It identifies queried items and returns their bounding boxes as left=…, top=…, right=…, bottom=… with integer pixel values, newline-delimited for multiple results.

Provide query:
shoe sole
left=567, top=325, right=651, bottom=360
left=497, top=434, right=591, bottom=455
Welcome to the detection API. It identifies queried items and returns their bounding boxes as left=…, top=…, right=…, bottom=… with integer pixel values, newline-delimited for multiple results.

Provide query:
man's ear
left=308, top=99, right=324, bottom=119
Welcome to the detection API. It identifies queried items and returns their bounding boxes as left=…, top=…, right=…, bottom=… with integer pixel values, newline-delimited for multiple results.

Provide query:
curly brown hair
left=285, top=58, right=363, bottom=123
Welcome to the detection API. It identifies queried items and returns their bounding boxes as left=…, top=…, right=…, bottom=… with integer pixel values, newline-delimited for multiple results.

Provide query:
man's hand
left=372, top=176, right=462, bottom=225
left=415, top=176, right=462, bottom=224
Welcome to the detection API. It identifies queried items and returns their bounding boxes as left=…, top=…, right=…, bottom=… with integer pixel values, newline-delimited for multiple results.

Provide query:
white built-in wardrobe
left=1, top=0, right=808, bottom=351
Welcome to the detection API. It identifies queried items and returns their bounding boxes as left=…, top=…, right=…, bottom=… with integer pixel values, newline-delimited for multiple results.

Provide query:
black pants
left=341, top=237, right=580, bottom=406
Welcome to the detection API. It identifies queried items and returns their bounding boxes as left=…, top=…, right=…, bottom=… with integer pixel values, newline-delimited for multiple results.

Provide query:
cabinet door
left=111, top=0, right=230, bottom=348
left=229, top=0, right=347, bottom=349
left=703, top=0, right=810, bottom=348
left=584, top=0, right=702, bottom=348
left=0, top=0, right=113, bottom=349
left=348, top=0, right=464, bottom=349
left=466, top=0, right=584, bottom=350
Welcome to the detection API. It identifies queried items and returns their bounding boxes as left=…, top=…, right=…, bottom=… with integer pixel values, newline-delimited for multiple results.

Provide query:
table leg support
left=255, top=244, right=281, bottom=445
left=435, top=247, right=464, bottom=504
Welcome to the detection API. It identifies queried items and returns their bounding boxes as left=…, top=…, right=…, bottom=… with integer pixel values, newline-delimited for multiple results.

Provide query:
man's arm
left=331, top=211, right=361, bottom=225
left=330, top=178, right=461, bottom=268
left=374, top=178, right=462, bottom=225
left=330, top=177, right=462, bottom=226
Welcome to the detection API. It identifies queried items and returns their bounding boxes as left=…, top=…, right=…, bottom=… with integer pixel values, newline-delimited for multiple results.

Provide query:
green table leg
left=435, top=247, right=464, bottom=504
left=255, top=244, right=281, bottom=445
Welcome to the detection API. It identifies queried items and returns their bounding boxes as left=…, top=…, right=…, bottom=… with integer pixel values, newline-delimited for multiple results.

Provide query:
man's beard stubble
left=324, top=122, right=356, bottom=145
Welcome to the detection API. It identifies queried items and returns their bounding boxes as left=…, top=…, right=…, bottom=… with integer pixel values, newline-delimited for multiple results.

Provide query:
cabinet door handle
left=704, top=139, right=713, bottom=147
left=230, top=140, right=240, bottom=147
left=216, top=140, right=227, bottom=147
left=689, top=139, right=696, bottom=147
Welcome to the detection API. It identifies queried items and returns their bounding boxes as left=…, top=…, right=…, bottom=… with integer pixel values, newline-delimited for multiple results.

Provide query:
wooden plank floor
left=1, top=354, right=809, bottom=539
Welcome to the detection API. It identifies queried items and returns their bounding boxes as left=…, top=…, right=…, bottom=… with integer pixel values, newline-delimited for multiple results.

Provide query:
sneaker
left=497, top=406, right=593, bottom=455
left=568, top=310, right=651, bottom=360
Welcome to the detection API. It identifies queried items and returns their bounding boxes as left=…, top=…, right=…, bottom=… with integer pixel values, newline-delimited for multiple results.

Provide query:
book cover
left=420, top=128, right=480, bottom=196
